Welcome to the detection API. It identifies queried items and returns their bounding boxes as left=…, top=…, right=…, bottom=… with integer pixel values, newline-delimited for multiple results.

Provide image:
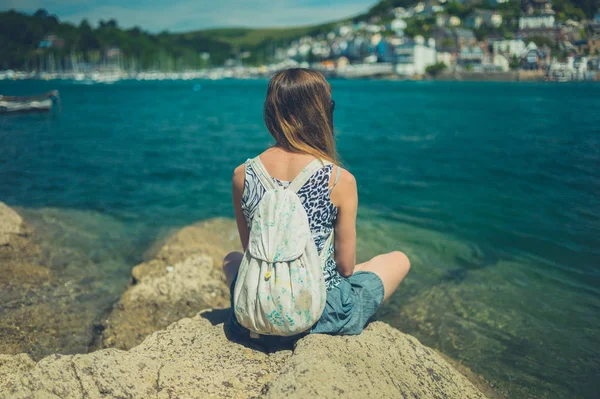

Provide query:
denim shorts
left=226, top=271, right=385, bottom=346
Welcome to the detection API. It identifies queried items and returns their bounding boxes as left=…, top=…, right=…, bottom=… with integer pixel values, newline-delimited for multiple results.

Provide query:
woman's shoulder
left=232, top=162, right=248, bottom=191
left=333, top=166, right=356, bottom=187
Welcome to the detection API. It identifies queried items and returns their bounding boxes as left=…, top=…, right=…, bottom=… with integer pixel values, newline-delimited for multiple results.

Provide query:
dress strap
left=288, top=159, right=332, bottom=193
left=250, top=156, right=278, bottom=190
left=329, top=166, right=341, bottom=192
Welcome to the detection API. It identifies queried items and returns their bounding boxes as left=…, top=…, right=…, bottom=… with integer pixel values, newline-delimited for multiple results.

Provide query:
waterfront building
left=457, top=45, right=485, bottom=68
left=492, top=39, right=527, bottom=57
left=547, top=56, right=588, bottom=81
left=437, top=51, right=454, bottom=67
left=520, top=43, right=547, bottom=70
left=394, top=36, right=437, bottom=76
left=493, top=54, right=510, bottom=71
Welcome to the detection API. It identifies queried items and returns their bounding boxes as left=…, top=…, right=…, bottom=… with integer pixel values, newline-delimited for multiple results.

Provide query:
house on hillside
left=587, top=13, right=600, bottom=55
left=436, top=14, right=461, bottom=28
left=432, top=27, right=477, bottom=53
left=454, top=28, right=477, bottom=49
left=393, top=7, right=414, bottom=19
left=518, top=4, right=561, bottom=45
left=523, top=0, right=553, bottom=14
left=465, top=9, right=502, bottom=29
left=519, top=11, right=555, bottom=30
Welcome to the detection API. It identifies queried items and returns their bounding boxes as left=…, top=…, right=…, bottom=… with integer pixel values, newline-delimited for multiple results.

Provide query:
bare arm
left=330, top=168, right=358, bottom=277
left=232, top=164, right=249, bottom=251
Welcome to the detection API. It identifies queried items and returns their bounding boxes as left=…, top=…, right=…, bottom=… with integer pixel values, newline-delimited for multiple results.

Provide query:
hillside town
left=1, top=0, right=599, bottom=82
left=274, top=0, right=600, bottom=81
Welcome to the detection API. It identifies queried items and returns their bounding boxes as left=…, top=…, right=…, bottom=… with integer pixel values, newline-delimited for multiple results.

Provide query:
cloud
left=0, top=0, right=375, bottom=32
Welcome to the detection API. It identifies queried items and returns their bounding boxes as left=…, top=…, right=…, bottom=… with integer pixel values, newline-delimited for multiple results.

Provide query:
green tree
left=426, top=62, right=447, bottom=77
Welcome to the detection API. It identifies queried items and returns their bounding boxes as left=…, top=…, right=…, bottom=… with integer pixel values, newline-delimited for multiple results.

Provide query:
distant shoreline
left=1, top=73, right=599, bottom=84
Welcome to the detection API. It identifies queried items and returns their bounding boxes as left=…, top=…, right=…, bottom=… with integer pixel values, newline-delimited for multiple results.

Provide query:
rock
left=100, top=255, right=230, bottom=350
left=0, top=311, right=486, bottom=399
left=100, top=218, right=241, bottom=350
left=0, top=202, right=24, bottom=246
left=266, top=321, right=486, bottom=399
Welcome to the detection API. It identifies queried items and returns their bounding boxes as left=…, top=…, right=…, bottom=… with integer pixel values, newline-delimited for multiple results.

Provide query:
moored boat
left=0, top=90, right=60, bottom=114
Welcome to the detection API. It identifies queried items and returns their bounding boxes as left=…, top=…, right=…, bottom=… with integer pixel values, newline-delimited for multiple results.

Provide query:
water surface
left=1, top=79, right=599, bottom=398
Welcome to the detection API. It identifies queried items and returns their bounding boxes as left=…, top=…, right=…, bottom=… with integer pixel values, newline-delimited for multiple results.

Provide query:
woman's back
left=240, top=148, right=342, bottom=289
left=223, top=68, right=410, bottom=343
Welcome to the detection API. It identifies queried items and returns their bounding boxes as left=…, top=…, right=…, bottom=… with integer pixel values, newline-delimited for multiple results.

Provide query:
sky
left=0, top=0, right=376, bottom=32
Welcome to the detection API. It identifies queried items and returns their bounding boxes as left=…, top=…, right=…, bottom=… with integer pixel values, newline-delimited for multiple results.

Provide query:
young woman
left=223, top=68, right=410, bottom=343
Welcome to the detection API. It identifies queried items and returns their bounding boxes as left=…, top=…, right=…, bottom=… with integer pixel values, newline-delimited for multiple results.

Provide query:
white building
left=492, top=39, right=527, bottom=57
left=436, top=14, right=461, bottom=27
left=493, top=54, right=510, bottom=72
left=393, top=7, right=414, bottom=19
left=395, top=36, right=437, bottom=76
left=547, top=56, right=587, bottom=81
left=437, top=52, right=453, bottom=67
left=519, top=13, right=555, bottom=29
left=391, top=18, right=407, bottom=33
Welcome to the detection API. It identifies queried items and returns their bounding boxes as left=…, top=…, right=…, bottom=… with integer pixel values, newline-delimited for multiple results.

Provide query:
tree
left=509, top=55, right=521, bottom=70
left=426, top=62, right=447, bottom=77
left=34, top=9, right=48, bottom=18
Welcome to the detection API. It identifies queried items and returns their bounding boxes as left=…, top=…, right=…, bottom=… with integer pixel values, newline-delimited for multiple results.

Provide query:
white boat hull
left=0, top=98, right=53, bottom=114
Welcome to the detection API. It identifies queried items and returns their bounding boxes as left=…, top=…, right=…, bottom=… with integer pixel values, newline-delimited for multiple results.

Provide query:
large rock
left=0, top=311, right=487, bottom=399
left=267, top=322, right=486, bottom=399
left=100, top=218, right=241, bottom=350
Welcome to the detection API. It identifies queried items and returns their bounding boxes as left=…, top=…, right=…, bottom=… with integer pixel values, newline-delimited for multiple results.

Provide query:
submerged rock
left=0, top=311, right=486, bottom=399
left=100, top=218, right=241, bottom=350
left=0, top=204, right=123, bottom=360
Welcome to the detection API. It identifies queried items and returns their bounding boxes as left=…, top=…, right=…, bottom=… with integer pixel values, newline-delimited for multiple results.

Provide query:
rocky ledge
left=1, top=309, right=486, bottom=399
left=1, top=203, right=489, bottom=398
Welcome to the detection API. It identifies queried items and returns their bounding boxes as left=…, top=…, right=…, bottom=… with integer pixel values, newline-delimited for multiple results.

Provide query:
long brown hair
left=264, top=68, right=338, bottom=164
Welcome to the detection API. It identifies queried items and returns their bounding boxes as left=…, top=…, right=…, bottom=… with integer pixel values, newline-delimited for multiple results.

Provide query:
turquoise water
left=1, top=79, right=599, bottom=398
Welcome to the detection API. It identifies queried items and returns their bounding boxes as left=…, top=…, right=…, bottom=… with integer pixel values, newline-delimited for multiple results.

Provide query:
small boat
left=0, top=90, right=60, bottom=114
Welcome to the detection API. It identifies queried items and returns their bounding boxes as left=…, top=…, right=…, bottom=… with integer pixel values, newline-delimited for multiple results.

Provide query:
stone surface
left=0, top=205, right=491, bottom=398
left=267, top=321, right=486, bottom=399
left=100, top=218, right=241, bottom=350
left=0, top=202, right=24, bottom=246
left=1, top=312, right=486, bottom=399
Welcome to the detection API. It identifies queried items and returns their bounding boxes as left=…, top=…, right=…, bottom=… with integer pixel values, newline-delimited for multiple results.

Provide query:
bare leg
left=354, top=251, right=410, bottom=302
left=223, top=251, right=243, bottom=288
